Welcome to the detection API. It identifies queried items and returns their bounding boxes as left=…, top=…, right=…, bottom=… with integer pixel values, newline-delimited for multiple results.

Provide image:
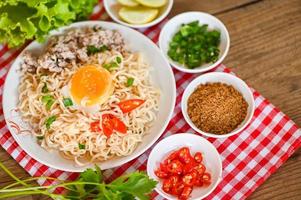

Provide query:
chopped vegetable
left=41, top=83, right=48, bottom=93
left=87, top=45, right=109, bottom=55
left=116, top=56, right=122, bottom=64
left=101, top=114, right=127, bottom=137
left=45, top=116, right=56, bottom=129
left=0, top=162, right=157, bottom=200
left=103, top=61, right=119, bottom=71
left=154, top=147, right=212, bottom=200
left=167, top=20, right=221, bottom=69
left=63, top=97, right=73, bottom=107
left=78, top=143, right=85, bottom=150
left=126, top=77, right=135, bottom=87
left=36, top=136, right=44, bottom=140
left=111, top=115, right=127, bottom=134
left=118, top=99, right=145, bottom=113
left=41, top=95, right=55, bottom=110
left=102, top=114, right=114, bottom=137
left=90, top=120, right=101, bottom=132
left=0, top=0, right=98, bottom=47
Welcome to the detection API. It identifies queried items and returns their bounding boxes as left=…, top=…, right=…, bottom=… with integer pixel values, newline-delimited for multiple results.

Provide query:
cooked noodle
left=18, top=31, right=160, bottom=166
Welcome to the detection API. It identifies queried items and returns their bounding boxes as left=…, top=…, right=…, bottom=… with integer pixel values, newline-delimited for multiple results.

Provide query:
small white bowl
left=147, top=133, right=223, bottom=200
left=181, top=72, right=255, bottom=138
left=159, top=12, right=230, bottom=73
left=103, top=0, right=173, bottom=29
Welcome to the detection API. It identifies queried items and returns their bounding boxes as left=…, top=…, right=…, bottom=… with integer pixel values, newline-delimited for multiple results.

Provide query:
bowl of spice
left=181, top=72, right=255, bottom=138
left=159, top=12, right=230, bottom=73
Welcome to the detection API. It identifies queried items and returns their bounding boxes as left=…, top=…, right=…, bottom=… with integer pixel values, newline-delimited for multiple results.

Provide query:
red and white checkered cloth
left=0, top=1, right=300, bottom=199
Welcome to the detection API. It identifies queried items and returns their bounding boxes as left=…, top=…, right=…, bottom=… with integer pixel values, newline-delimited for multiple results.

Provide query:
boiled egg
left=61, top=64, right=114, bottom=113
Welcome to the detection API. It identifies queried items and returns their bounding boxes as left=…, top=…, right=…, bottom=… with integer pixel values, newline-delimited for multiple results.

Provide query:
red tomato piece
left=163, top=151, right=179, bottom=165
left=155, top=169, right=168, bottom=179
left=110, top=116, right=127, bottom=134
left=118, top=99, right=145, bottom=113
left=194, top=152, right=203, bottom=163
left=167, top=160, right=183, bottom=175
left=102, top=114, right=114, bottom=137
left=90, top=120, right=101, bottom=132
left=202, top=172, right=211, bottom=185
left=162, top=178, right=172, bottom=193
left=180, top=186, right=192, bottom=200
left=194, top=163, right=206, bottom=176
left=178, top=147, right=193, bottom=164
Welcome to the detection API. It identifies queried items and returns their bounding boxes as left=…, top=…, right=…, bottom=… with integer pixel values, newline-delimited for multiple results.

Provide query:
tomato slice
left=102, top=114, right=114, bottom=137
left=178, top=147, right=193, bottom=164
left=90, top=120, right=101, bottom=132
left=194, top=152, right=203, bottom=163
left=202, top=172, right=211, bottom=185
left=167, top=160, right=183, bottom=175
left=162, top=178, right=172, bottom=193
left=180, top=186, right=192, bottom=200
left=118, top=99, right=145, bottom=113
left=164, top=151, right=179, bottom=165
left=155, top=169, right=168, bottom=179
left=111, top=116, right=127, bottom=134
left=194, top=163, right=206, bottom=176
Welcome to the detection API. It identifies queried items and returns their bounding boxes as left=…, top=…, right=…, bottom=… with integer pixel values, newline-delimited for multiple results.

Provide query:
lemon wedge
left=119, top=7, right=159, bottom=24
left=117, top=0, right=139, bottom=7
left=135, top=0, right=167, bottom=8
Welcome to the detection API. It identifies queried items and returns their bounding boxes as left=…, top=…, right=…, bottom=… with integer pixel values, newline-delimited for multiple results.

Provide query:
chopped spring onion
left=79, top=143, right=85, bottom=150
left=41, top=95, right=55, bottom=110
left=87, top=45, right=109, bottom=55
left=42, top=83, right=49, bottom=93
left=45, top=116, right=56, bottom=129
left=63, top=98, right=73, bottom=107
left=167, top=20, right=221, bottom=69
left=126, top=77, right=134, bottom=87
left=36, top=136, right=44, bottom=140
left=116, top=56, right=122, bottom=64
left=103, top=61, right=119, bottom=71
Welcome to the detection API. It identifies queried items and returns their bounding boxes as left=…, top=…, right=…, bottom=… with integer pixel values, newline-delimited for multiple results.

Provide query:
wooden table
left=0, top=0, right=300, bottom=199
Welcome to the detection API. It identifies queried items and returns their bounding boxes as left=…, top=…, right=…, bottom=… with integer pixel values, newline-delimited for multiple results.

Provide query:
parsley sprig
left=0, top=162, right=157, bottom=200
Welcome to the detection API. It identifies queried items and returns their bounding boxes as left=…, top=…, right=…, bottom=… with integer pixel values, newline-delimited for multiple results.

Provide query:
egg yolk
left=70, top=65, right=113, bottom=106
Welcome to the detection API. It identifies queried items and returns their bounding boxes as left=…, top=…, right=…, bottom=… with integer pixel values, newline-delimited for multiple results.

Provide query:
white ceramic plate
left=2, top=21, right=176, bottom=172
left=159, top=12, right=230, bottom=73
left=181, top=72, right=255, bottom=138
left=103, top=0, right=173, bottom=29
left=147, top=133, right=223, bottom=200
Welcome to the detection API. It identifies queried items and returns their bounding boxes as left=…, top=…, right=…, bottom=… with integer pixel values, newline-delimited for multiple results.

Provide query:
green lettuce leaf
left=0, top=0, right=97, bottom=47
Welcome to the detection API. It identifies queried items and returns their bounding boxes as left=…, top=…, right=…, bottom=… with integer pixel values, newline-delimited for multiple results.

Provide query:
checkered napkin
left=0, top=1, right=300, bottom=199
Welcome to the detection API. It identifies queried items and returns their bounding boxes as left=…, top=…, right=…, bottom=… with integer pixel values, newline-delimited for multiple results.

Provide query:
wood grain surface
left=0, top=0, right=300, bottom=199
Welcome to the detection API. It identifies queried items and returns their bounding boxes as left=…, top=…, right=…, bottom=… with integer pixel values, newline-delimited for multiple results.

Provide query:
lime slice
left=117, top=0, right=139, bottom=7
left=135, top=0, right=167, bottom=8
left=119, top=6, right=159, bottom=24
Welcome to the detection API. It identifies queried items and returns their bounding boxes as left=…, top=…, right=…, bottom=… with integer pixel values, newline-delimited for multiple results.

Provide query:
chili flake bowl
left=159, top=11, right=230, bottom=73
left=181, top=72, right=255, bottom=138
left=147, top=133, right=223, bottom=200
